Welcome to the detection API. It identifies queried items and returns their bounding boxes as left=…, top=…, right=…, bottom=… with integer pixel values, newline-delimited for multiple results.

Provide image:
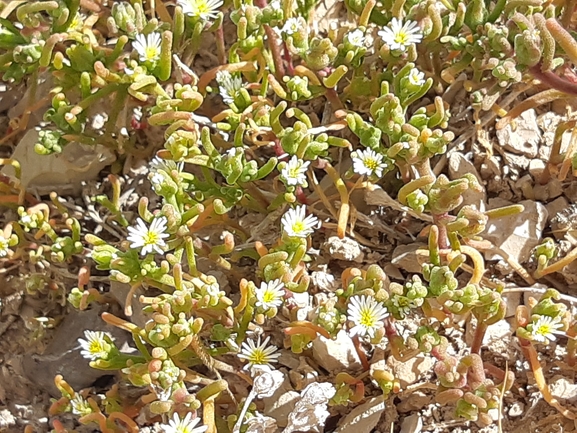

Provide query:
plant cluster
left=2, top=0, right=577, bottom=431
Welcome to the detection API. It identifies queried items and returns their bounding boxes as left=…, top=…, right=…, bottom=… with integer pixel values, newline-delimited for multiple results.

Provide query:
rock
left=311, top=330, right=362, bottom=373
left=503, top=152, right=530, bottom=170
left=311, top=270, right=339, bottom=292
left=448, top=153, right=486, bottom=210
left=323, top=236, right=364, bottom=263
left=0, top=409, right=16, bottom=430
left=483, top=200, right=548, bottom=264
left=564, top=181, right=577, bottom=203
left=291, top=291, right=311, bottom=321
left=508, top=401, right=525, bottom=417
left=22, top=306, right=130, bottom=397
left=496, top=109, right=541, bottom=158
left=392, top=243, right=427, bottom=274
left=1, top=129, right=115, bottom=195
left=502, top=290, right=521, bottom=318
left=387, top=355, right=436, bottom=388
left=262, top=375, right=300, bottom=428
left=109, top=281, right=148, bottom=328
left=483, top=319, right=513, bottom=357
left=550, top=376, right=577, bottom=402
left=546, top=196, right=569, bottom=224
left=529, top=159, right=546, bottom=179
left=335, top=396, right=385, bottom=433
left=533, top=179, right=563, bottom=202
left=397, top=391, right=432, bottom=413
left=400, top=414, right=423, bottom=433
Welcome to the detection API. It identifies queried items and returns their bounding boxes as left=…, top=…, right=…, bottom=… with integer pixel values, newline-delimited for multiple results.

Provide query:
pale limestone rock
left=546, top=196, right=569, bottom=224
left=533, top=179, right=563, bottom=202
left=400, top=414, right=423, bottom=433
left=311, top=330, right=362, bottom=373
left=508, top=401, right=525, bottom=417
left=311, top=270, right=339, bottom=292
left=483, top=200, right=548, bottom=264
left=528, top=159, right=546, bottom=179
left=397, top=391, right=432, bottom=413
left=387, top=354, right=436, bottom=388
left=392, top=243, right=427, bottom=274
left=2, top=129, right=115, bottom=195
left=448, top=153, right=486, bottom=210
left=550, top=376, right=577, bottom=402
left=335, top=396, right=385, bottom=433
left=496, top=109, right=541, bottom=158
left=323, top=236, right=364, bottom=263
left=483, top=319, right=513, bottom=358
left=262, top=376, right=300, bottom=428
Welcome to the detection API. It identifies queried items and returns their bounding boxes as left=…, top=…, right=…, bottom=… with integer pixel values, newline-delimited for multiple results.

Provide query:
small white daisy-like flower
left=70, top=394, right=92, bottom=416
left=407, top=68, right=425, bottom=86
left=177, top=0, right=223, bottom=21
left=282, top=17, right=300, bottom=35
left=127, top=217, right=170, bottom=256
left=151, top=156, right=184, bottom=173
left=281, top=205, right=319, bottom=238
left=255, top=279, right=285, bottom=310
left=238, top=336, right=280, bottom=371
left=531, top=315, right=564, bottom=343
left=161, top=412, right=208, bottom=433
left=0, top=233, right=11, bottom=258
left=133, top=32, right=162, bottom=63
left=281, top=156, right=310, bottom=186
left=78, top=330, right=114, bottom=361
left=216, top=70, right=243, bottom=105
left=345, top=29, right=365, bottom=48
left=378, top=18, right=423, bottom=52
left=347, top=295, right=388, bottom=338
left=352, top=148, right=388, bottom=178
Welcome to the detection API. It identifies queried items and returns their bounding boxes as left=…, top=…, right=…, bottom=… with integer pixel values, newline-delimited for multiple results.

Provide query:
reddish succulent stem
left=530, top=64, right=577, bottom=96
left=254, top=0, right=285, bottom=79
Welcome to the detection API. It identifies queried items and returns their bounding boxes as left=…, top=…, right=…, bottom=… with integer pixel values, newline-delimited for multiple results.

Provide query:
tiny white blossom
left=151, top=156, right=184, bottom=173
left=161, top=412, right=208, bottom=433
left=216, top=70, right=243, bottom=105
left=281, top=156, right=310, bottom=186
left=378, top=18, right=423, bottom=52
left=70, top=394, right=92, bottom=416
left=127, top=217, right=170, bottom=256
left=255, top=279, right=285, bottom=310
left=78, top=330, right=114, bottom=360
left=238, top=336, right=280, bottom=371
left=133, top=32, right=162, bottom=63
left=407, top=68, right=425, bottom=86
left=347, top=295, right=388, bottom=338
left=282, top=17, right=300, bottom=35
left=345, top=29, right=365, bottom=48
left=281, top=205, right=319, bottom=238
left=352, top=148, right=388, bottom=177
left=0, top=233, right=10, bottom=258
left=177, top=0, right=223, bottom=21
left=531, top=315, right=563, bottom=343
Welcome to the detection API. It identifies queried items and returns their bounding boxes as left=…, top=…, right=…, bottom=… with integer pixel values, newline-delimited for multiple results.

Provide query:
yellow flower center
left=292, top=221, right=305, bottom=233
left=360, top=309, right=377, bottom=328
left=144, top=231, right=160, bottom=245
left=263, top=291, right=276, bottom=303
left=249, top=348, right=267, bottom=364
left=536, top=324, right=552, bottom=336
left=89, top=340, right=105, bottom=354
left=394, top=31, right=409, bottom=45
left=364, top=158, right=379, bottom=171
left=145, top=47, right=159, bottom=61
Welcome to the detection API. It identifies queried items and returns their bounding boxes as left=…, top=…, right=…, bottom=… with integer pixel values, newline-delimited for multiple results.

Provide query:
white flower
left=161, top=412, right=208, bottom=433
left=133, top=32, right=162, bottom=63
left=0, top=234, right=10, bottom=258
left=255, top=279, right=285, bottom=310
left=352, top=148, right=388, bottom=177
left=238, top=336, right=280, bottom=371
left=70, top=394, right=92, bottom=416
left=347, top=295, right=388, bottom=338
left=281, top=205, right=319, bottom=238
left=151, top=156, right=184, bottom=173
left=378, top=18, right=423, bottom=52
left=177, top=0, right=223, bottom=21
left=216, top=70, right=243, bottom=105
left=531, top=315, right=563, bottom=343
left=282, top=17, right=300, bottom=35
left=78, top=330, right=114, bottom=360
left=407, top=68, right=425, bottom=86
left=281, top=156, right=310, bottom=186
left=345, top=29, right=365, bottom=48
left=127, top=217, right=170, bottom=256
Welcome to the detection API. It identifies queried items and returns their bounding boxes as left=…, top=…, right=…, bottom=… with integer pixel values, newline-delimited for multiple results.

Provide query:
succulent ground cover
left=2, top=0, right=577, bottom=432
